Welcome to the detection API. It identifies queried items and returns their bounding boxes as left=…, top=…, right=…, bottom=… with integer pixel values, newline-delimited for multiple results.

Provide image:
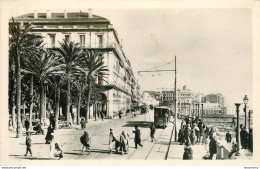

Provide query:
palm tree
left=81, top=50, right=108, bottom=123
left=22, top=48, right=64, bottom=124
left=47, top=74, right=66, bottom=129
left=56, top=40, right=83, bottom=123
left=72, top=74, right=89, bottom=124
left=9, top=18, right=42, bottom=137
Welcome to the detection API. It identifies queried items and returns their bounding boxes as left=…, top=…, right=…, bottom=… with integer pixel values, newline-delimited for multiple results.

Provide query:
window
left=65, top=35, right=70, bottom=43
left=49, top=34, right=55, bottom=48
left=79, top=35, right=85, bottom=47
left=97, top=35, right=103, bottom=47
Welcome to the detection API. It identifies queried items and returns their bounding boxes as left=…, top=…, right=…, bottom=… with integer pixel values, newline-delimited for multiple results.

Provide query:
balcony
left=86, top=42, right=125, bottom=65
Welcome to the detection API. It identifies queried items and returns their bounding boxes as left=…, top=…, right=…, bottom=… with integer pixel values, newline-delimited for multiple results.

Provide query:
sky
left=93, top=8, right=252, bottom=109
left=5, top=7, right=253, bottom=109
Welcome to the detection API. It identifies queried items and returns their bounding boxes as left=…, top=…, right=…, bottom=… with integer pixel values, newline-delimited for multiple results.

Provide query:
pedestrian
left=108, top=128, right=116, bottom=154
left=181, top=120, right=186, bottom=129
left=101, top=110, right=104, bottom=121
left=183, top=140, right=193, bottom=160
left=150, top=123, right=156, bottom=142
left=204, top=135, right=217, bottom=160
left=240, top=127, right=249, bottom=149
left=228, top=142, right=238, bottom=159
left=178, top=128, right=185, bottom=145
left=119, top=111, right=122, bottom=119
left=184, top=125, right=191, bottom=143
left=25, top=118, right=30, bottom=132
left=80, top=131, right=91, bottom=154
left=194, top=124, right=200, bottom=144
left=133, top=125, right=143, bottom=148
left=80, top=117, right=86, bottom=129
left=24, top=132, right=32, bottom=157
left=190, top=126, right=196, bottom=145
left=225, top=130, right=232, bottom=143
left=45, top=124, right=54, bottom=144
left=119, top=131, right=129, bottom=155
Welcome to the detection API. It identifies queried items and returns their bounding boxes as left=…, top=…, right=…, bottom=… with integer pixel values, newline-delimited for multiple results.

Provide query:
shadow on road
left=122, top=121, right=153, bottom=128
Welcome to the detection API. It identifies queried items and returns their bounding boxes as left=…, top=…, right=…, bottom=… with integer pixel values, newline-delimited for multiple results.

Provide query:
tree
left=47, top=74, right=66, bottom=129
left=56, top=40, right=83, bottom=123
left=9, top=18, right=42, bottom=137
left=22, top=48, right=64, bottom=124
left=81, top=50, right=108, bottom=123
left=72, top=74, right=89, bottom=124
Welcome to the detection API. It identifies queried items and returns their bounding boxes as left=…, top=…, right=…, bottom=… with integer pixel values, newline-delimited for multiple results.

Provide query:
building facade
left=11, top=9, right=139, bottom=119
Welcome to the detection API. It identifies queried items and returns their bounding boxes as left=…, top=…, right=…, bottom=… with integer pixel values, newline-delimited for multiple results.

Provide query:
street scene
left=6, top=8, right=253, bottom=162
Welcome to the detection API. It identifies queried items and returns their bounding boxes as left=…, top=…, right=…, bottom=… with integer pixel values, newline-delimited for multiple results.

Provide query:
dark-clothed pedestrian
left=240, top=127, right=249, bottom=149
left=225, top=131, right=232, bottom=143
left=178, top=128, right=185, bottom=145
left=133, top=125, right=143, bottom=148
left=183, top=141, right=193, bottom=160
left=25, top=118, right=30, bottom=132
left=80, top=117, right=86, bottom=129
left=80, top=131, right=91, bottom=154
left=190, top=127, right=196, bottom=145
left=204, top=135, right=217, bottom=160
left=24, top=132, right=32, bottom=157
left=150, top=123, right=156, bottom=142
left=45, top=124, right=54, bottom=144
left=101, top=111, right=104, bottom=121
left=49, top=113, right=55, bottom=128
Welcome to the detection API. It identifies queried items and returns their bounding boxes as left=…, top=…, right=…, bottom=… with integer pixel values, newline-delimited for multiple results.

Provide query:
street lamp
left=201, top=103, right=204, bottom=124
left=235, top=103, right=241, bottom=156
left=197, top=103, right=200, bottom=119
left=243, top=95, right=248, bottom=129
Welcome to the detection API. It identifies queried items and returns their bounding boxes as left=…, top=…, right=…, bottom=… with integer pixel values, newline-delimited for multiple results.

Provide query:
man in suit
left=133, top=125, right=143, bottom=149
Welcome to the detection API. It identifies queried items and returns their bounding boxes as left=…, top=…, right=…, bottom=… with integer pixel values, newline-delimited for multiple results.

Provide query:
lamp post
left=235, top=103, right=241, bottom=156
left=248, top=110, right=252, bottom=130
left=192, top=101, right=195, bottom=119
left=243, top=95, right=248, bottom=130
left=198, top=103, right=200, bottom=119
left=201, top=103, right=204, bottom=124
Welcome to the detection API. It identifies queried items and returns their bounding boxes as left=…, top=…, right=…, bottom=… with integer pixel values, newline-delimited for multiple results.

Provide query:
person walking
left=24, top=132, right=32, bottom=157
left=120, top=131, right=129, bottom=155
left=150, top=123, right=156, bottom=142
left=183, top=141, right=193, bottom=160
left=194, top=124, right=200, bottom=144
left=133, top=125, right=143, bottom=149
left=101, top=110, right=104, bottom=121
left=45, top=124, right=54, bottom=144
left=225, top=130, right=232, bottom=143
left=108, top=128, right=116, bottom=154
left=25, top=118, right=30, bottom=132
left=80, top=131, right=91, bottom=154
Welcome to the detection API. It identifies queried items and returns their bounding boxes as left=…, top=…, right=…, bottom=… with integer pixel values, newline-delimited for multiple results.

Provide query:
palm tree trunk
left=77, top=92, right=82, bottom=125
left=12, top=105, right=16, bottom=130
left=16, top=50, right=22, bottom=138
left=29, top=76, right=33, bottom=130
left=66, top=71, right=71, bottom=122
left=86, top=80, right=92, bottom=123
left=55, top=87, right=60, bottom=130
left=40, top=82, right=44, bottom=124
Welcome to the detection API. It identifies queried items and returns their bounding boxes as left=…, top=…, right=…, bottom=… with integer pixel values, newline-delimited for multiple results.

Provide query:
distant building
left=202, top=93, right=225, bottom=107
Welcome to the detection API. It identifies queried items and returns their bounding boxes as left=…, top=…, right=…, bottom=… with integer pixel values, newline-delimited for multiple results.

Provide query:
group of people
left=178, top=116, right=217, bottom=160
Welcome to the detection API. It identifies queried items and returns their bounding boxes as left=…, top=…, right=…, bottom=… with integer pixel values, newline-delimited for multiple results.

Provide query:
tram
left=154, top=106, right=171, bottom=128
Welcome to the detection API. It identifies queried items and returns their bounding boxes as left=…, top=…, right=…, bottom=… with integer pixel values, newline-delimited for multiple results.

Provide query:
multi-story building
left=202, top=93, right=225, bottom=107
left=11, top=9, right=138, bottom=118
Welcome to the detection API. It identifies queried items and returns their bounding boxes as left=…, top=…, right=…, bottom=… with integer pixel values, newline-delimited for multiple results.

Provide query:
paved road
left=8, top=110, right=207, bottom=161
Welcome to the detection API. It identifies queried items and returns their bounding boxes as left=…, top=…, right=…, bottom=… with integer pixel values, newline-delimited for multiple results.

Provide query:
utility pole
left=174, top=56, right=177, bottom=142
